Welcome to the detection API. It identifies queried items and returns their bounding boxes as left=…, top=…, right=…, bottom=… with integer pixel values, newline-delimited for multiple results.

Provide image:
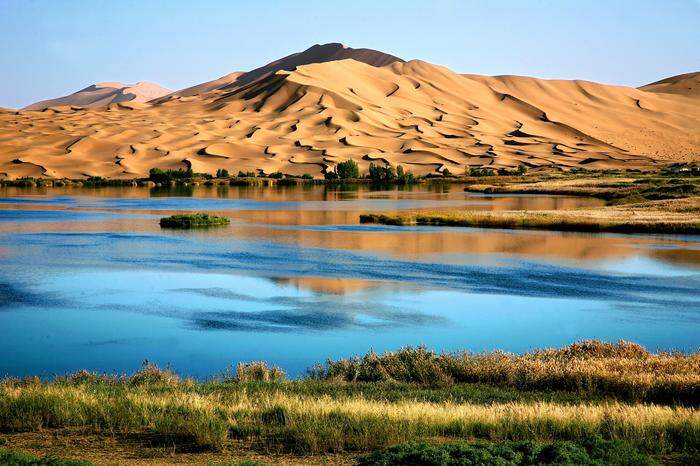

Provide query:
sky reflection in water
left=0, top=186, right=698, bottom=378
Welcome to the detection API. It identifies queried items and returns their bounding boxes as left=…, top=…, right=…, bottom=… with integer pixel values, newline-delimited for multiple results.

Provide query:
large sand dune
left=22, top=82, right=171, bottom=111
left=1, top=45, right=698, bottom=179
left=638, top=71, right=700, bottom=97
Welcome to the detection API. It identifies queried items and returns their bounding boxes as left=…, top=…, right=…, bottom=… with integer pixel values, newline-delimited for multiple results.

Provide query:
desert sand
left=22, top=81, right=171, bottom=111
left=1, top=44, right=698, bottom=179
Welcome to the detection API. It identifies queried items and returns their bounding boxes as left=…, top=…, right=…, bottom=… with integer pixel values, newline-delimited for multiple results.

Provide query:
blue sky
left=0, top=0, right=698, bottom=108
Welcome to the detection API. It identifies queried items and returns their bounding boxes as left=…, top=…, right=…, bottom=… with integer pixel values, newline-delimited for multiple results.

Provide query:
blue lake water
left=0, top=185, right=698, bottom=378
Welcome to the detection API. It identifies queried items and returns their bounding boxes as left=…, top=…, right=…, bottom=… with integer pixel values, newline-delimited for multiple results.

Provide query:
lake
left=1, top=184, right=698, bottom=378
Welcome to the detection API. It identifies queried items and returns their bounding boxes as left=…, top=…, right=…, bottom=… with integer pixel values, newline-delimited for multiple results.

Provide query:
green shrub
left=269, top=172, right=284, bottom=179
left=469, top=167, right=496, bottom=177
left=357, top=438, right=657, bottom=466
left=159, top=213, right=230, bottom=229
left=0, top=448, right=94, bottom=466
left=216, top=169, right=230, bottom=178
left=301, top=173, right=314, bottom=180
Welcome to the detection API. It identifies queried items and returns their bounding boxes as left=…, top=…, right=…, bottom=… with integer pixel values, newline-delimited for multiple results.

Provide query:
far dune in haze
left=1, top=44, right=698, bottom=179
left=22, top=82, right=172, bottom=111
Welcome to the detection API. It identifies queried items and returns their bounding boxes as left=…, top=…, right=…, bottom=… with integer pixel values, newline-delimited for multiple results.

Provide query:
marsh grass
left=0, top=342, right=698, bottom=455
left=360, top=197, right=700, bottom=234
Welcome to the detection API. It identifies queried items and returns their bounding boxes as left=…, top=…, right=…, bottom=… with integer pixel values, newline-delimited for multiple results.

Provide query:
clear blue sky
left=1, top=0, right=698, bottom=108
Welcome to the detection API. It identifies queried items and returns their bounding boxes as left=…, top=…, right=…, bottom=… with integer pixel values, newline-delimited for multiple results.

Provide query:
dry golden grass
left=360, top=197, right=700, bottom=233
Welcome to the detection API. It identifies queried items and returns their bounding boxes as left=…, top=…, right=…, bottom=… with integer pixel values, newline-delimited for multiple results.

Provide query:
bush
left=215, top=169, right=229, bottom=178
left=301, top=173, right=314, bottom=180
left=357, top=438, right=657, bottom=466
left=469, top=167, right=496, bottom=177
left=336, top=160, right=360, bottom=179
left=159, top=213, right=230, bottom=229
left=235, top=361, right=286, bottom=382
left=269, top=172, right=284, bottom=179
left=237, top=170, right=256, bottom=178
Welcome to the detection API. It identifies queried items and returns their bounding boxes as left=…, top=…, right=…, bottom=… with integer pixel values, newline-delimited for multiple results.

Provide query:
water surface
left=0, top=184, right=698, bottom=378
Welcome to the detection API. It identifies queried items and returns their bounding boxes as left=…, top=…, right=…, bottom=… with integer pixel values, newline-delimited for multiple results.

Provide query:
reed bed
left=0, top=342, right=697, bottom=454
left=359, top=197, right=700, bottom=234
left=1, top=383, right=697, bottom=454
left=310, top=341, right=700, bottom=405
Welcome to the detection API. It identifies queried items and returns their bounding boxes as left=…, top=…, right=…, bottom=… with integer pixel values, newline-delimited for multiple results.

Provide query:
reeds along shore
left=0, top=341, right=698, bottom=457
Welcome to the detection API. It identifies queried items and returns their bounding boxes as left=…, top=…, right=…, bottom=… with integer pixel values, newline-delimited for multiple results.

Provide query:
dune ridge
left=22, top=81, right=171, bottom=111
left=1, top=45, right=698, bottom=179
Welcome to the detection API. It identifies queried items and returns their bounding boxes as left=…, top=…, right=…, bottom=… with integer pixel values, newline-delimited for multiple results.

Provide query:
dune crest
left=22, top=81, right=171, bottom=111
left=1, top=45, right=698, bottom=179
left=638, top=71, right=700, bottom=97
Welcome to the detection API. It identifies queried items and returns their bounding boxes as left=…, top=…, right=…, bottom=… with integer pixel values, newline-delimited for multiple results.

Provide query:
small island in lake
left=159, top=213, right=230, bottom=229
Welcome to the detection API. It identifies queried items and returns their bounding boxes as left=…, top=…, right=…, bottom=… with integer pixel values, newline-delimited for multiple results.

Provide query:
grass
left=0, top=448, right=93, bottom=465
left=360, top=197, right=700, bottom=234
left=0, top=341, right=697, bottom=462
left=159, top=212, right=230, bottom=228
left=463, top=176, right=700, bottom=205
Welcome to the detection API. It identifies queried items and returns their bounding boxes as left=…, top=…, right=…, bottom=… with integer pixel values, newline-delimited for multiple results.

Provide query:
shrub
left=469, top=167, right=496, bottom=177
left=235, top=362, right=286, bottom=382
left=269, top=172, right=284, bottom=179
left=301, top=173, right=314, bottom=180
left=442, top=168, right=452, bottom=177
left=357, top=438, right=657, bottom=466
left=237, top=171, right=256, bottom=178
left=159, top=213, right=230, bottom=229
left=215, top=169, right=230, bottom=178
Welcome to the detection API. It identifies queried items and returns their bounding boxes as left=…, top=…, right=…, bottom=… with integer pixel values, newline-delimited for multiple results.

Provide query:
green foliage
left=237, top=170, right=256, bottom=178
left=357, top=438, right=657, bottom=466
left=368, top=163, right=396, bottom=182
left=269, top=172, right=284, bottom=179
left=469, top=167, right=496, bottom=177
left=216, top=169, right=230, bottom=178
left=301, top=173, right=314, bottom=180
left=149, top=167, right=194, bottom=184
left=336, top=160, right=360, bottom=179
left=159, top=213, right=230, bottom=229
left=0, top=448, right=94, bottom=466
left=442, top=168, right=452, bottom=177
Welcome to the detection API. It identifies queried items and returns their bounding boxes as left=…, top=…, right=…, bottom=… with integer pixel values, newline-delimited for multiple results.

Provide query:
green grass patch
left=0, top=448, right=93, bottom=466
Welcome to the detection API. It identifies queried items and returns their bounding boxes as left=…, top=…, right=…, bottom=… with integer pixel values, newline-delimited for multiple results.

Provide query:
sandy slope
left=1, top=48, right=698, bottom=179
left=639, top=71, right=700, bottom=97
left=22, top=82, right=171, bottom=111
left=155, top=43, right=402, bottom=102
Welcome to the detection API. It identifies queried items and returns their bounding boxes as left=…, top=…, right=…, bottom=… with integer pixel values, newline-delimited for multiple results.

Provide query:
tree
left=336, top=160, right=360, bottom=179
left=216, top=168, right=229, bottom=178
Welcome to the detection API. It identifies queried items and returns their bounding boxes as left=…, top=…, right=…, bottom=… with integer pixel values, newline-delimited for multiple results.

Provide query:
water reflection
left=0, top=185, right=698, bottom=378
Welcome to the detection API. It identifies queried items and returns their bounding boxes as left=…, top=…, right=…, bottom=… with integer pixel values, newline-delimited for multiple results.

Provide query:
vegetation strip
left=0, top=341, right=697, bottom=458
left=159, top=212, right=230, bottom=228
left=360, top=197, right=700, bottom=234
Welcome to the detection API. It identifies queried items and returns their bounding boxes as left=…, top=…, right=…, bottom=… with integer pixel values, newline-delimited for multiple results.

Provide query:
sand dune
left=155, top=43, right=402, bottom=103
left=1, top=45, right=698, bottom=179
left=638, top=71, right=700, bottom=97
left=22, top=81, right=171, bottom=111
